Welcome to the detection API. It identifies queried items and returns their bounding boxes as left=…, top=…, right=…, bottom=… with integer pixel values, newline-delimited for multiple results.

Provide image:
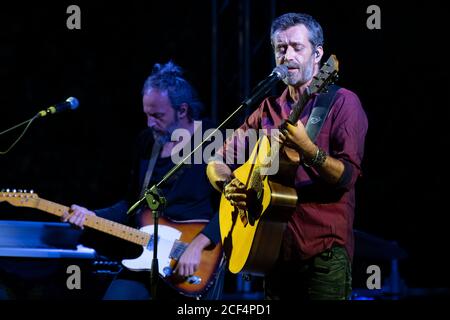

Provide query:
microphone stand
left=126, top=66, right=287, bottom=300
left=141, top=184, right=166, bottom=300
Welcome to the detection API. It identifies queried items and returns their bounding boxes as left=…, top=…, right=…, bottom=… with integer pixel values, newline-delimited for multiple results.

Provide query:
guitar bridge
left=146, top=234, right=160, bottom=250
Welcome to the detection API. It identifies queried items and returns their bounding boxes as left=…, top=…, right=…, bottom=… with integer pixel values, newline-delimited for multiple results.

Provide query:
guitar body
left=125, top=212, right=223, bottom=297
left=220, top=135, right=297, bottom=275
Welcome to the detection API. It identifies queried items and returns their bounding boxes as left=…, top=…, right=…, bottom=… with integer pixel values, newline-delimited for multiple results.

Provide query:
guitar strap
left=139, top=141, right=162, bottom=198
left=305, top=84, right=340, bottom=142
left=139, top=138, right=192, bottom=199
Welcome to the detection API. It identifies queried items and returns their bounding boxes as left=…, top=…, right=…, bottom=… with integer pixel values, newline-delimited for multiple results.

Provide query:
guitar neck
left=288, top=91, right=310, bottom=124
left=36, top=198, right=149, bottom=246
left=249, top=92, right=312, bottom=186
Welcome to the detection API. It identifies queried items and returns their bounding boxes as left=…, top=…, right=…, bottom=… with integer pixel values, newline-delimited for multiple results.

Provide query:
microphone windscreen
left=272, top=65, right=289, bottom=79
left=66, top=97, right=79, bottom=110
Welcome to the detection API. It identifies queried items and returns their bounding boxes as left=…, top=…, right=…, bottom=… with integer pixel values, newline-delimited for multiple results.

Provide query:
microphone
left=37, top=97, right=79, bottom=118
left=242, top=64, right=288, bottom=107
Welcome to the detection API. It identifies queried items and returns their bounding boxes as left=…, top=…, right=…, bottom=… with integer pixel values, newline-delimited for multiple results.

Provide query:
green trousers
left=264, top=245, right=352, bottom=300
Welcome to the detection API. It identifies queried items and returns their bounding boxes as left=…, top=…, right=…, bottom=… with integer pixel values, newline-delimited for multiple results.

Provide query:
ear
left=314, top=46, right=324, bottom=63
left=177, top=103, right=189, bottom=119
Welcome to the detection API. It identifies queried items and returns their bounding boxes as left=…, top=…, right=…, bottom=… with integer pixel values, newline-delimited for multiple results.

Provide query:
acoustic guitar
left=219, top=55, right=339, bottom=275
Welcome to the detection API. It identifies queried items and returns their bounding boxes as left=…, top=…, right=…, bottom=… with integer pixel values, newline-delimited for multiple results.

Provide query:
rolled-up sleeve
left=330, top=90, right=368, bottom=190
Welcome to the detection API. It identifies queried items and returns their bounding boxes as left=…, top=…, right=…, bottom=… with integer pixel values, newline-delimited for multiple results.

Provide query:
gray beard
left=151, top=118, right=180, bottom=145
left=283, top=58, right=315, bottom=87
left=152, top=131, right=171, bottom=145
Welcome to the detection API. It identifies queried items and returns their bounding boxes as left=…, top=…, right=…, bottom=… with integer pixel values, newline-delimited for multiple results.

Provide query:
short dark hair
left=271, top=13, right=324, bottom=50
left=142, top=61, right=204, bottom=120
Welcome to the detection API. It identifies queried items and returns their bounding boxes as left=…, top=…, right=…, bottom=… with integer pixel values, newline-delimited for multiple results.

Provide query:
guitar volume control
left=163, top=267, right=173, bottom=277
left=186, top=275, right=201, bottom=284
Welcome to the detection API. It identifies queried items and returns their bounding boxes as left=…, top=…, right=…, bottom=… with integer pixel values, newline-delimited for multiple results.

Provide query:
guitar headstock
left=308, top=54, right=339, bottom=95
left=0, top=189, right=39, bottom=208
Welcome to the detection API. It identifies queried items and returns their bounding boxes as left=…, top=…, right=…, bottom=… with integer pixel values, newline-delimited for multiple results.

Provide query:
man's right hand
left=62, top=204, right=96, bottom=229
left=223, top=178, right=249, bottom=210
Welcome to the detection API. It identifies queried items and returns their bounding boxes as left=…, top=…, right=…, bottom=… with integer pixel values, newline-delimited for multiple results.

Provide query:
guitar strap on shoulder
left=305, top=84, right=340, bottom=142
left=139, top=141, right=162, bottom=198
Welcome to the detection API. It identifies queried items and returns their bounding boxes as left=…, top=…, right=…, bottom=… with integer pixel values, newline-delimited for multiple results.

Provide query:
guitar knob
left=30, top=190, right=34, bottom=194
left=6, top=189, right=10, bottom=192
left=12, top=189, right=16, bottom=193
left=163, top=267, right=173, bottom=277
left=186, top=275, right=202, bottom=284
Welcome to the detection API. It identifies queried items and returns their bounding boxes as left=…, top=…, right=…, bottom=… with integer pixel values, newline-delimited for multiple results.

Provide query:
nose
left=147, top=115, right=157, bottom=128
left=285, top=46, right=296, bottom=61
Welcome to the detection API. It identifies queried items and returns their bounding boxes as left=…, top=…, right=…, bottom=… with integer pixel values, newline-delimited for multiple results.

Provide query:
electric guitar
left=0, top=190, right=222, bottom=298
left=219, top=55, right=339, bottom=275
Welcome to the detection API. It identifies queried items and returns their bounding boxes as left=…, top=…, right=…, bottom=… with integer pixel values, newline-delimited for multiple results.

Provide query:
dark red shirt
left=216, top=87, right=368, bottom=261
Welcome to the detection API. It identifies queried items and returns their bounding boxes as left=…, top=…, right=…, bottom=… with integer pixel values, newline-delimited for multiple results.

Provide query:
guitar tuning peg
left=12, top=189, right=17, bottom=193
left=30, top=190, right=34, bottom=194
left=5, top=188, right=10, bottom=192
left=18, top=189, right=23, bottom=193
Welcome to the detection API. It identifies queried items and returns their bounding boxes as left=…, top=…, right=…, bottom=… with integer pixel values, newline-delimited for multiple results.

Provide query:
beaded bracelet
left=303, top=147, right=327, bottom=168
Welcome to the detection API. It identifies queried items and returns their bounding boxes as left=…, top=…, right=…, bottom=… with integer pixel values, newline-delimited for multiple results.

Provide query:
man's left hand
left=276, top=121, right=316, bottom=154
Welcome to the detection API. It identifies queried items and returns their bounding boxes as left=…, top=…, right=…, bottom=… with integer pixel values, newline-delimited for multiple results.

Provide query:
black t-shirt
left=94, top=120, right=221, bottom=245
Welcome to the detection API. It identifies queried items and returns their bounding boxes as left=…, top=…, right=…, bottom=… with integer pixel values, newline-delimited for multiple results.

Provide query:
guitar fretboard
left=36, top=198, right=150, bottom=246
left=288, top=89, right=310, bottom=124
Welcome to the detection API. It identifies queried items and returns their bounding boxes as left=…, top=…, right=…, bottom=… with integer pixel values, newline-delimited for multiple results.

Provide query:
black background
left=1, top=0, right=449, bottom=294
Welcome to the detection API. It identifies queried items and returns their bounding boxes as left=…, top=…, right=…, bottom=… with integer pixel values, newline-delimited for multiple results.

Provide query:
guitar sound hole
left=246, top=188, right=263, bottom=225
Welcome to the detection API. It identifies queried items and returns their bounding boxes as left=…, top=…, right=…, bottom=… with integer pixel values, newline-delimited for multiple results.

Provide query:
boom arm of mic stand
left=124, top=101, right=250, bottom=298
left=127, top=68, right=285, bottom=215
left=125, top=67, right=284, bottom=299
left=126, top=101, right=249, bottom=217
